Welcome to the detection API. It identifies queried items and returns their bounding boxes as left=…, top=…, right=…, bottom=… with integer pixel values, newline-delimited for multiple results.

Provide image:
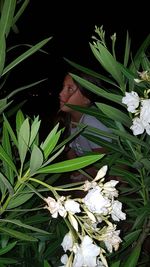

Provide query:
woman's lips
left=60, top=101, right=65, bottom=108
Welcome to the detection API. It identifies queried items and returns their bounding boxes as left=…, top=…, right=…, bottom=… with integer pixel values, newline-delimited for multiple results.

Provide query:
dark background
left=7, top=1, right=149, bottom=136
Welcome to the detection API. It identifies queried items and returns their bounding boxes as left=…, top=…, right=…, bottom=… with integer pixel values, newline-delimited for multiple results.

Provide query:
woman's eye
left=68, top=87, right=74, bottom=93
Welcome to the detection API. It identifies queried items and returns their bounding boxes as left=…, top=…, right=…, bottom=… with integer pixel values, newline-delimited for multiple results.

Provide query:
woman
left=58, top=71, right=111, bottom=183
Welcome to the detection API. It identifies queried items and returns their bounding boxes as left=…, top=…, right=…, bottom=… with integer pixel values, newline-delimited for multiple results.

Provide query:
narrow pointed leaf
left=71, top=73, right=123, bottom=105
left=0, top=241, right=17, bottom=256
left=7, top=78, right=47, bottom=99
left=18, top=118, right=30, bottom=165
left=0, top=0, right=16, bottom=38
left=13, top=0, right=29, bottom=25
left=123, top=244, right=141, bottom=267
left=2, top=122, right=14, bottom=184
left=3, top=115, right=18, bottom=147
left=7, top=192, right=33, bottom=209
left=0, top=38, right=6, bottom=75
left=90, top=43, right=125, bottom=90
left=16, top=109, right=25, bottom=133
left=96, top=102, right=131, bottom=127
left=0, top=226, right=37, bottom=241
left=0, top=219, right=50, bottom=235
left=29, top=117, right=41, bottom=147
left=42, top=146, right=65, bottom=167
left=2, top=37, right=52, bottom=76
left=0, top=145, right=17, bottom=174
left=37, top=154, right=103, bottom=173
left=0, top=173, right=14, bottom=195
left=30, top=145, right=43, bottom=174
left=40, top=123, right=60, bottom=158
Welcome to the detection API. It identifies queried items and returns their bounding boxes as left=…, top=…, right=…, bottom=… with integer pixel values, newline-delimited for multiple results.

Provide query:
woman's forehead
left=64, top=74, right=75, bottom=86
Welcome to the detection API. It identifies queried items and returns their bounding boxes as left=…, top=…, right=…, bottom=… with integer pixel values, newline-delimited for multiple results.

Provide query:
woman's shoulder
left=82, top=113, right=101, bottom=124
left=81, top=113, right=109, bottom=131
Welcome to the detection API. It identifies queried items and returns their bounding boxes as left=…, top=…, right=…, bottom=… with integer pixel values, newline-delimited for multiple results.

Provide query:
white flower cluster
left=122, top=71, right=150, bottom=136
left=44, top=165, right=126, bottom=267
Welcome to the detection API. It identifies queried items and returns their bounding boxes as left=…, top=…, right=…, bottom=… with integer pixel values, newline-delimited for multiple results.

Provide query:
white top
left=70, top=113, right=111, bottom=156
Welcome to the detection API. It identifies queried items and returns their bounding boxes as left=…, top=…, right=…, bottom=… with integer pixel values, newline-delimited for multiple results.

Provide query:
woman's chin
left=60, top=106, right=70, bottom=113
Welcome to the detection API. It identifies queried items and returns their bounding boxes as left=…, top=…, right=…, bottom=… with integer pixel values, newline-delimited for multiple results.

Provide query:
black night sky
left=7, top=1, right=149, bottom=136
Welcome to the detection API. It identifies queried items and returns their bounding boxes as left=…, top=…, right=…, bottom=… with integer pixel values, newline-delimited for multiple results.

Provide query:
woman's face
left=59, top=74, right=90, bottom=113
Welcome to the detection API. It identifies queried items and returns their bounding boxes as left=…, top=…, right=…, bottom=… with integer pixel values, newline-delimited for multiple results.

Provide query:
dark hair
left=69, top=69, right=102, bottom=104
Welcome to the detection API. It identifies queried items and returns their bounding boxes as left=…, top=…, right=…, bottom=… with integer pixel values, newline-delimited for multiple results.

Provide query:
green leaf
left=71, top=73, right=123, bottom=105
left=18, top=118, right=30, bottom=166
left=132, top=210, right=148, bottom=230
left=29, top=116, right=41, bottom=147
left=0, top=38, right=6, bottom=75
left=0, top=99, right=7, bottom=110
left=0, top=99, right=13, bottom=114
left=40, top=123, right=61, bottom=158
left=90, top=42, right=125, bottom=90
left=16, top=109, right=25, bottom=133
left=64, top=57, right=119, bottom=87
left=0, top=226, right=37, bottom=242
left=2, top=122, right=14, bottom=185
left=30, top=145, right=43, bottom=174
left=110, top=260, right=120, bottom=267
left=3, top=115, right=18, bottom=147
left=122, top=230, right=141, bottom=251
left=37, top=154, right=103, bottom=173
left=0, top=0, right=16, bottom=38
left=140, top=158, right=150, bottom=170
left=0, top=173, right=14, bottom=196
left=0, top=145, right=17, bottom=175
left=0, top=241, right=17, bottom=256
left=122, top=244, right=141, bottom=267
left=111, top=128, right=147, bottom=148
left=96, top=102, right=131, bottom=127
left=0, top=219, right=50, bottom=235
left=0, top=257, right=17, bottom=264
left=82, top=133, right=130, bottom=157
left=53, top=124, right=86, bottom=153
left=42, top=146, right=65, bottom=167
left=7, top=79, right=47, bottom=99
left=7, top=192, right=33, bottom=209
left=44, top=260, right=52, bottom=267
left=2, top=37, right=52, bottom=76
left=13, top=0, right=29, bottom=26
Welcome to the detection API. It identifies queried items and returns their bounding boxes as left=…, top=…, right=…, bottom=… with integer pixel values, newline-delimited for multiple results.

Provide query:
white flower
left=96, top=257, right=106, bottom=267
left=145, top=124, right=150, bottom=135
left=86, top=210, right=97, bottom=223
left=68, top=213, right=79, bottom=231
left=73, top=235, right=100, bottom=267
left=140, top=99, right=150, bottom=126
left=122, top=91, right=140, bottom=113
left=61, top=231, right=73, bottom=252
left=102, top=225, right=122, bottom=253
left=59, top=254, right=68, bottom=266
left=84, top=186, right=111, bottom=215
left=130, top=117, right=145, bottom=135
left=44, top=196, right=66, bottom=218
left=64, top=199, right=81, bottom=214
left=111, top=200, right=126, bottom=221
left=94, top=165, right=108, bottom=182
left=83, top=180, right=97, bottom=191
left=138, top=70, right=150, bottom=82
left=103, top=180, right=119, bottom=199
left=134, top=78, right=142, bottom=83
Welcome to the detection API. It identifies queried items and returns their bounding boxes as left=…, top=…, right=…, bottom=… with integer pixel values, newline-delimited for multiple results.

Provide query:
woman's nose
left=59, top=90, right=67, bottom=101
left=59, top=90, right=63, bottom=98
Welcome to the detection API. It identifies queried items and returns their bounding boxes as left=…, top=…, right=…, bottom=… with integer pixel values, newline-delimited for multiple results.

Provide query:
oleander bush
left=65, top=25, right=150, bottom=266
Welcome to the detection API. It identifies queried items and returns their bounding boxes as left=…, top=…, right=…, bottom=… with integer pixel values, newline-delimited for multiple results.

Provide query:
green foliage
left=0, top=0, right=51, bottom=119
left=0, top=109, right=102, bottom=265
left=65, top=25, right=150, bottom=266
